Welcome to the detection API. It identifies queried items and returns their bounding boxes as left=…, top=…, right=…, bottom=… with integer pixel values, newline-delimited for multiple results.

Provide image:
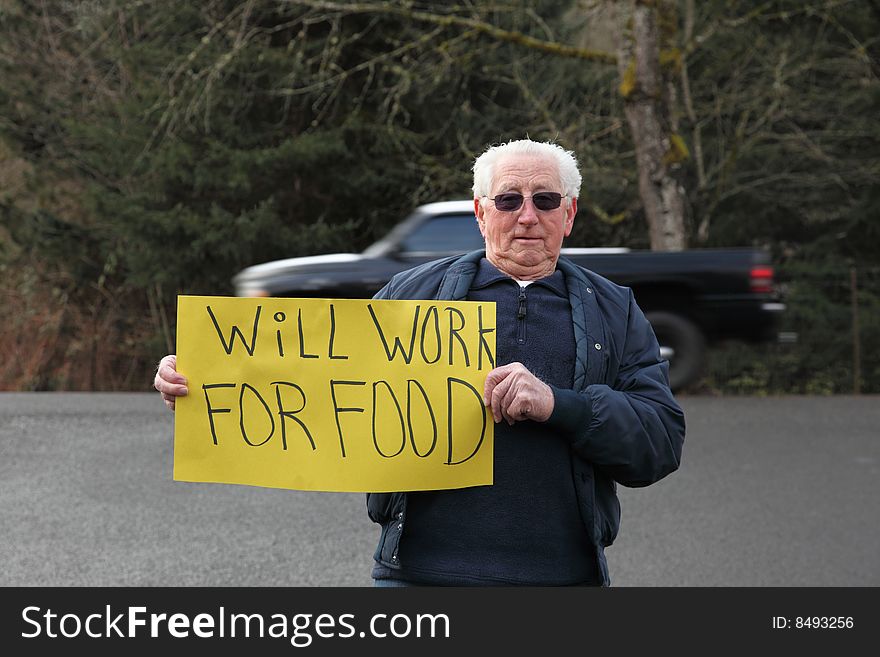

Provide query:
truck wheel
left=644, top=311, right=706, bottom=391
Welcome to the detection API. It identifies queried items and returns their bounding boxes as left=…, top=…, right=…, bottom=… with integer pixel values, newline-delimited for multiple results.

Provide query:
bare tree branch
left=287, top=0, right=617, bottom=63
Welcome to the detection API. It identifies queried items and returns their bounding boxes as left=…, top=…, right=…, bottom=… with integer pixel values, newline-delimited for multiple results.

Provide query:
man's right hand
left=153, top=354, right=188, bottom=411
left=483, top=361, right=554, bottom=425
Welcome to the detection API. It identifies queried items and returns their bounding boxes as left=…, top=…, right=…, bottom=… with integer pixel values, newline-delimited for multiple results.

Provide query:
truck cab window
left=400, top=214, right=484, bottom=254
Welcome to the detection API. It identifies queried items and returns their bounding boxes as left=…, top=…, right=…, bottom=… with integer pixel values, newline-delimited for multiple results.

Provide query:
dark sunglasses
left=485, top=192, right=565, bottom=212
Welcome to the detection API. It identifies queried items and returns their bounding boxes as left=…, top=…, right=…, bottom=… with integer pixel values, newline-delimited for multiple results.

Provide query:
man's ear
left=564, top=197, right=577, bottom=237
left=474, top=197, right=487, bottom=236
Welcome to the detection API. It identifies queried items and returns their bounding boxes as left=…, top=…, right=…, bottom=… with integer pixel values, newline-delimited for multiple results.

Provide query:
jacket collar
left=439, top=250, right=581, bottom=300
left=471, top=256, right=567, bottom=297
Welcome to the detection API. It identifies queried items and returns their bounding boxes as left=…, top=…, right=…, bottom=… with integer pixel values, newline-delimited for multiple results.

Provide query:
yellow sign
left=174, top=296, right=496, bottom=493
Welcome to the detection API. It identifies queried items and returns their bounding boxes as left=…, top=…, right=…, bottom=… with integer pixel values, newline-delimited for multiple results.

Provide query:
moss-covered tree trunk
left=616, top=0, right=687, bottom=251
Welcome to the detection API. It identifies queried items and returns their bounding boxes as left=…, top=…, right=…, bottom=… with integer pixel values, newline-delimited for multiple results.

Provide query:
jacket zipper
left=517, top=286, right=527, bottom=344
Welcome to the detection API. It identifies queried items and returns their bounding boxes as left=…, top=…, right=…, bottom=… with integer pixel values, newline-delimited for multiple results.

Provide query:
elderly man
left=155, top=138, right=685, bottom=587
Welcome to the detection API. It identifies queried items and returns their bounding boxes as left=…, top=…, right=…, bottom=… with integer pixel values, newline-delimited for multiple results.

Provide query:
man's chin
left=509, top=246, right=549, bottom=264
left=493, top=250, right=556, bottom=277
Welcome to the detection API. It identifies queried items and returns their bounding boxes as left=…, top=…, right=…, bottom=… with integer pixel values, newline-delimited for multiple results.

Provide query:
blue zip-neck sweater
left=372, top=258, right=597, bottom=585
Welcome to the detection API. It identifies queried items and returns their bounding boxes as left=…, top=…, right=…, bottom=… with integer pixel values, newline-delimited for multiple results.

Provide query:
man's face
left=474, top=154, right=577, bottom=279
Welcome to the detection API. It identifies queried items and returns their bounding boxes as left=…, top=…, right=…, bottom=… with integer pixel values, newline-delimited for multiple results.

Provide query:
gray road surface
left=1, top=393, right=877, bottom=586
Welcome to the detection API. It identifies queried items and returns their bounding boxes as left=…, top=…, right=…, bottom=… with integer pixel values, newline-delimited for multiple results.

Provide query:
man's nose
left=517, top=198, right=540, bottom=224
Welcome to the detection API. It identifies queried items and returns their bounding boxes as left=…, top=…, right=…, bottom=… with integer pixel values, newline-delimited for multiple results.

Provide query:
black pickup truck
left=233, top=200, right=785, bottom=390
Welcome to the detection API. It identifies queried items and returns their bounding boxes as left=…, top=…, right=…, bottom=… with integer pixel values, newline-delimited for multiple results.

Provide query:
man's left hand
left=483, top=362, right=554, bottom=425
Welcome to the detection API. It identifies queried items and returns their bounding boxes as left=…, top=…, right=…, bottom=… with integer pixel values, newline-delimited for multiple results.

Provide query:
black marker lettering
left=445, top=307, right=470, bottom=367
left=407, top=379, right=437, bottom=458
left=207, top=305, right=261, bottom=356
left=329, top=380, right=366, bottom=458
left=298, top=308, right=319, bottom=359
left=478, top=305, right=495, bottom=370
left=368, top=303, right=420, bottom=364
left=274, top=312, right=286, bottom=357
left=446, top=377, right=486, bottom=465
left=328, top=303, right=349, bottom=360
left=271, top=381, right=315, bottom=451
left=202, top=383, right=235, bottom=445
left=419, top=305, right=442, bottom=364
left=371, top=381, right=406, bottom=458
left=239, top=383, right=275, bottom=447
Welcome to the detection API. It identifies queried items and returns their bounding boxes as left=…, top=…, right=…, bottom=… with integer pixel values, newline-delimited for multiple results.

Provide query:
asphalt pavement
left=1, top=393, right=877, bottom=586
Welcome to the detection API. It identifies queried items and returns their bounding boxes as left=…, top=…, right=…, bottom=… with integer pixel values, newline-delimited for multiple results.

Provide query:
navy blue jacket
left=367, top=250, right=685, bottom=584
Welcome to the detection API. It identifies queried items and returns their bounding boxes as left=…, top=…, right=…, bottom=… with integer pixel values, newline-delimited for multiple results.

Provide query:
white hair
left=472, top=139, right=582, bottom=203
